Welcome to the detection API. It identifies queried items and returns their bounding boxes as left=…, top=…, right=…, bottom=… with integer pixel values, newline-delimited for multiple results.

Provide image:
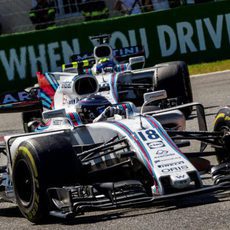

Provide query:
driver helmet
left=76, top=94, right=111, bottom=123
left=96, top=58, right=116, bottom=73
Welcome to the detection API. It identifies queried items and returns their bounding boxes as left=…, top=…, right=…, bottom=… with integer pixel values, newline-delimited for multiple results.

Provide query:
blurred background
left=0, top=0, right=218, bottom=35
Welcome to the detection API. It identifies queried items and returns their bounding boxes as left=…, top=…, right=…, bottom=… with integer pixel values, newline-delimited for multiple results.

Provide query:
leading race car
left=0, top=80, right=229, bottom=223
left=0, top=34, right=229, bottom=224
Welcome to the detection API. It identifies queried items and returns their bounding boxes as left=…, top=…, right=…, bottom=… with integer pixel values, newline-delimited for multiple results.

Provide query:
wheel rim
left=221, top=126, right=230, bottom=133
left=14, top=159, right=34, bottom=207
left=215, top=125, right=230, bottom=163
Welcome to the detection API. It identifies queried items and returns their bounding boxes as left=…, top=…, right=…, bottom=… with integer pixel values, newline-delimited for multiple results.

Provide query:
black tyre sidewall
left=214, top=107, right=230, bottom=163
left=13, top=143, right=47, bottom=223
left=12, top=134, right=83, bottom=223
left=155, top=61, right=193, bottom=117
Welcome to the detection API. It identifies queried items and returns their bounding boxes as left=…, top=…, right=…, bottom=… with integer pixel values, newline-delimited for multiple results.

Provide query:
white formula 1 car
left=0, top=35, right=229, bottom=224
left=0, top=78, right=229, bottom=223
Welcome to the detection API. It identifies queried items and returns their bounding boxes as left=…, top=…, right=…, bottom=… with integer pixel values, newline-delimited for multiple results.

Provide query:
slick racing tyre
left=213, top=107, right=230, bottom=164
left=12, top=134, right=83, bottom=223
left=22, top=110, right=42, bottom=133
left=154, top=61, right=193, bottom=118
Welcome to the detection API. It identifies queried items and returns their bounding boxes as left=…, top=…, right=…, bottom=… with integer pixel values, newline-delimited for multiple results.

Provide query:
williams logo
left=147, top=141, right=165, bottom=149
left=156, top=150, right=168, bottom=155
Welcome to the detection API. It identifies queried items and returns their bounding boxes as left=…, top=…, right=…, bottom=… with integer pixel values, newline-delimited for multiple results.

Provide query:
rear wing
left=70, top=45, right=145, bottom=63
left=0, top=88, right=41, bottom=113
left=0, top=69, right=61, bottom=113
left=62, top=59, right=94, bottom=73
left=63, top=45, right=145, bottom=73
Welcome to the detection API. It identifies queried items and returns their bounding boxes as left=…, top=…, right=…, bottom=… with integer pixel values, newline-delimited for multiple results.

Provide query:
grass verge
left=188, top=59, right=230, bottom=75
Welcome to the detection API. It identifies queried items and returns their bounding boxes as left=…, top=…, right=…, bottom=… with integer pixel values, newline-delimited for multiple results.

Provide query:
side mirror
left=143, top=90, right=167, bottom=104
left=141, top=90, right=167, bottom=115
left=128, top=56, right=145, bottom=70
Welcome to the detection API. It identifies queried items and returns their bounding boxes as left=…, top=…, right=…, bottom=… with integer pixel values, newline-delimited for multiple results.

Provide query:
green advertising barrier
left=0, top=1, right=229, bottom=93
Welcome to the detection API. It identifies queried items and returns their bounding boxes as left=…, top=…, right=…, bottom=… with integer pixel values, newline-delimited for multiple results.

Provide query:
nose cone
left=170, top=173, right=191, bottom=189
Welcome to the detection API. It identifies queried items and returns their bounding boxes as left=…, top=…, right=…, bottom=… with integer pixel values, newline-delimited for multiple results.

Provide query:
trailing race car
left=0, top=34, right=193, bottom=132
left=66, top=34, right=193, bottom=110
left=0, top=86, right=229, bottom=223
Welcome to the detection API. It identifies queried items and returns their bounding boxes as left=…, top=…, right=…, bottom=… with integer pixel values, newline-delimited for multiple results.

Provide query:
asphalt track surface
left=0, top=71, right=229, bottom=229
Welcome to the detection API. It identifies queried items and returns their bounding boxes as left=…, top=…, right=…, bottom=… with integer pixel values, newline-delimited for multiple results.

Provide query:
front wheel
left=213, top=107, right=230, bottom=163
left=13, top=145, right=45, bottom=222
left=12, top=134, right=83, bottom=223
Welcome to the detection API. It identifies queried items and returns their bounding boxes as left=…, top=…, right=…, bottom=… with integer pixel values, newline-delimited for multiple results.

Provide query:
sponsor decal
left=154, top=156, right=181, bottom=164
left=156, top=150, right=168, bottom=155
left=113, top=46, right=144, bottom=59
left=43, top=109, right=66, bottom=119
left=157, top=161, right=185, bottom=168
left=147, top=140, right=165, bottom=149
left=176, top=175, right=186, bottom=179
left=161, top=165, right=189, bottom=173
left=53, top=119, right=63, bottom=125
left=61, top=82, right=72, bottom=88
left=0, top=90, right=34, bottom=104
left=68, top=99, right=77, bottom=105
left=155, top=153, right=176, bottom=159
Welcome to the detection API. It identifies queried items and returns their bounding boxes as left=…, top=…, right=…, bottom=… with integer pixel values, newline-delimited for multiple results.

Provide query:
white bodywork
left=7, top=112, right=201, bottom=195
left=4, top=47, right=192, bottom=196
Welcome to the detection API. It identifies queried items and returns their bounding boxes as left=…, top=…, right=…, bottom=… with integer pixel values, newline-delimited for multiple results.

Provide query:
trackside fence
left=0, top=1, right=229, bottom=92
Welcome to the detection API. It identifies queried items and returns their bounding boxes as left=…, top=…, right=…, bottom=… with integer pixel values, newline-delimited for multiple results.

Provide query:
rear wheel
left=155, top=61, right=193, bottom=118
left=12, top=134, right=83, bottom=223
left=213, top=107, right=230, bottom=163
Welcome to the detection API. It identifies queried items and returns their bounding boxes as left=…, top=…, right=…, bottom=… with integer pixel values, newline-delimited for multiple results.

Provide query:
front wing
left=47, top=179, right=230, bottom=219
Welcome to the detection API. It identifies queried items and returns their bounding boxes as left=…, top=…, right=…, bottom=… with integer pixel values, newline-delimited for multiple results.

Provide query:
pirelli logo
left=157, top=161, right=184, bottom=168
